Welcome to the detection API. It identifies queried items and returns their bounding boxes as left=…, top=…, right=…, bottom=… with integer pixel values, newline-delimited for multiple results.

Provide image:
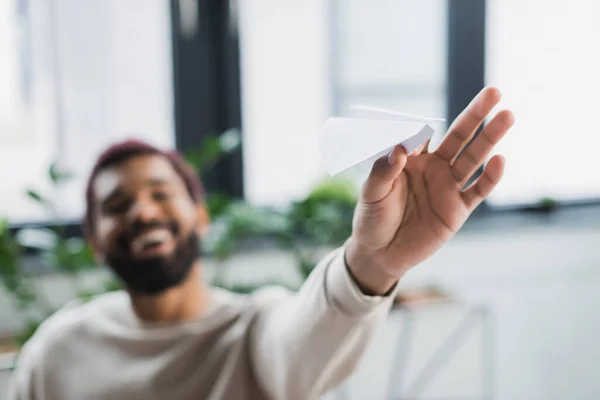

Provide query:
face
left=90, top=154, right=208, bottom=295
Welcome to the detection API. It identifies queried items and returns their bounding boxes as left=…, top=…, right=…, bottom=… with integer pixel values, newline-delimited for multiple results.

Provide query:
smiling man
left=7, top=87, right=514, bottom=400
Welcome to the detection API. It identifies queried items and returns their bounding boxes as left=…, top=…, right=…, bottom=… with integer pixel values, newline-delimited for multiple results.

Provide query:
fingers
left=412, top=139, right=430, bottom=156
left=462, top=154, right=505, bottom=210
left=435, top=87, right=502, bottom=162
left=451, top=110, right=514, bottom=184
left=361, top=145, right=407, bottom=204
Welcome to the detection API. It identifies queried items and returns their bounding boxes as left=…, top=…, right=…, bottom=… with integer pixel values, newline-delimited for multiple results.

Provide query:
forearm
left=251, top=247, right=395, bottom=399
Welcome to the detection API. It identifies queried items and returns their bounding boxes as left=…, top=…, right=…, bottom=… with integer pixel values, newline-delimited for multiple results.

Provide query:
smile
left=130, top=228, right=175, bottom=257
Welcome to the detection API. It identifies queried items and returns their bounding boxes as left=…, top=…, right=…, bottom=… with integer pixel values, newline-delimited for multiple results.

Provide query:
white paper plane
left=320, top=105, right=445, bottom=176
left=348, top=105, right=446, bottom=123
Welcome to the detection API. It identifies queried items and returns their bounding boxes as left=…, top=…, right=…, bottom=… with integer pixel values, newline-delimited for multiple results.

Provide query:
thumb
left=361, top=145, right=407, bottom=204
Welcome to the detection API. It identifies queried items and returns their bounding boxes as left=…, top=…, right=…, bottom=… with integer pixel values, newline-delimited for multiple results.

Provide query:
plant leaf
left=183, top=130, right=242, bottom=176
left=49, top=162, right=73, bottom=184
left=183, top=137, right=222, bottom=174
left=26, top=189, right=47, bottom=205
left=14, top=320, right=42, bottom=347
left=218, top=128, right=241, bottom=153
left=205, top=192, right=232, bottom=218
left=0, top=218, right=8, bottom=234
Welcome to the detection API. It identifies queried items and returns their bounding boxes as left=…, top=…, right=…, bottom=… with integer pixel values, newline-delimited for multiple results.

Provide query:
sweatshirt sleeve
left=5, top=336, right=42, bottom=400
left=5, top=298, right=82, bottom=400
left=250, top=245, right=397, bottom=400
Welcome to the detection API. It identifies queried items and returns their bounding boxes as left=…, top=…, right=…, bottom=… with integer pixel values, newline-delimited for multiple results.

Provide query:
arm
left=345, top=87, right=514, bottom=295
left=252, top=86, right=514, bottom=399
left=251, top=246, right=395, bottom=400
left=5, top=339, right=41, bottom=400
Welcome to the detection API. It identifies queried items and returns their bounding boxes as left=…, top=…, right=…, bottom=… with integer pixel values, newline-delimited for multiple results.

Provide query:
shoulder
left=9, top=291, right=127, bottom=394
left=18, top=291, right=128, bottom=357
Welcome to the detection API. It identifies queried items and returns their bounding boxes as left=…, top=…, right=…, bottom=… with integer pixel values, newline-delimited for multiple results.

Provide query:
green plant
left=183, top=129, right=292, bottom=290
left=282, top=178, right=358, bottom=280
left=183, top=128, right=241, bottom=219
left=205, top=177, right=359, bottom=291
left=0, top=162, right=116, bottom=347
left=206, top=201, right=289, bottom=290
left=21, top=163, right=98, bottom=282
left=176, top=130, right=357, bottom=290
left=0, top=219, right=36, bottom=311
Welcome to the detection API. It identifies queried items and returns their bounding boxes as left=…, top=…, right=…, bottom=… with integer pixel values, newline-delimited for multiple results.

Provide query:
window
left=0, top=0, right=32, bottom=127
left=332, top=0, right=450, bottom=183
left=0, top=0, right=59, bottom=223
left=239, top=0, right=332, bottom=206
left=485, top=0, right=600, bottom=207
left=0, top=0, right=175, bottom=223
left=332, top=0, right=448, bottom=125
left=239, top=0, right=449, bottom=207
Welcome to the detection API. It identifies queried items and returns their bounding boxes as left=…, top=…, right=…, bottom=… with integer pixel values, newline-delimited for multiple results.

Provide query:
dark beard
left=105, top=228, right=201, bottom=296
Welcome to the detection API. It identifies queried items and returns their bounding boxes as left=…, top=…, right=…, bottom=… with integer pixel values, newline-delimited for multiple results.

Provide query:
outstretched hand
left=346, top=87, right=514, bottom=295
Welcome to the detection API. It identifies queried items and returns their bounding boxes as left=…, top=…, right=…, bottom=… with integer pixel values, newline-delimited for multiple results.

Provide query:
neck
left=129, top=263, right=209, bottom=323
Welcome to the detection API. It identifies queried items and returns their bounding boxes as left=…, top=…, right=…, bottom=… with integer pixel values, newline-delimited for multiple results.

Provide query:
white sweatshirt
left=6, top=247, right=395, bottom=400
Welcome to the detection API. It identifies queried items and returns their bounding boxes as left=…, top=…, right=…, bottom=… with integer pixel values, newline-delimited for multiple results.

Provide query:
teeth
left=131, top=229, right=170, bottom=253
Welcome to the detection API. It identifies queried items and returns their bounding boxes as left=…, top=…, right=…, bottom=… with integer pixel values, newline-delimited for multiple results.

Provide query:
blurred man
left=7, top=87, right=513, bottom=400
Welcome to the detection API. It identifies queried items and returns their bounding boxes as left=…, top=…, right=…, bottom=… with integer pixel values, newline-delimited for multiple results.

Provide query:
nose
left=127, top=196, right=164, bottom=223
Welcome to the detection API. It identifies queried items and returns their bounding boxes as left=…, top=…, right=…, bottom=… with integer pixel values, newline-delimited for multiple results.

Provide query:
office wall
left=239, top=0, right=332, bottom=206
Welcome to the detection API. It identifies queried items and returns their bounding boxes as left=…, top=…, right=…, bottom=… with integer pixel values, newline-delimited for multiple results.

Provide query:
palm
left=353, top=154, right=471, bottom=270
left=349, top=87, right=515, bottom=277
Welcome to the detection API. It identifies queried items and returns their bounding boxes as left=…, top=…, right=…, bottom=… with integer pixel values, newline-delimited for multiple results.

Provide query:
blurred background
left=1, top=0, right=600, bottom=399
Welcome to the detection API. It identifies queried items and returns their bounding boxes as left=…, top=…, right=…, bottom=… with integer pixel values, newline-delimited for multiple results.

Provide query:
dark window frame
left=447, top=0, right=489, bottom=214
left=170, top=0, right=244, bottom=198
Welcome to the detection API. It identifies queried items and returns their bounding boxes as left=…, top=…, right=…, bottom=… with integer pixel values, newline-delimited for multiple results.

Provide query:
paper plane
left=320, top=105, right=445, bottom=176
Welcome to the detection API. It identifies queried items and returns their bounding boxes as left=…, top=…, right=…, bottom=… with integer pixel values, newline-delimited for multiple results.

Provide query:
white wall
left=0, top=0, right=60, bottom=222
left=485, top=0, right=600, bottom=207
left=238, top=0, right=332, bottom=206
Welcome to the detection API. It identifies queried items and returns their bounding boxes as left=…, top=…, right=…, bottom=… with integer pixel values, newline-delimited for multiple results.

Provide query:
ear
left=194, top=204, right=210, bottom=238
left=86, top=235, right=105, bottom=265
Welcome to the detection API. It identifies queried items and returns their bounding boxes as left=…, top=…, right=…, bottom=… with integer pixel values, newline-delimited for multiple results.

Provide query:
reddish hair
left=83, top=139, right=204, bottom=237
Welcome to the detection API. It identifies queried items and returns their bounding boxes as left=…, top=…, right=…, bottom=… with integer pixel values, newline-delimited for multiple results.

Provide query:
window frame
left=170, top=0, right=244, bottom=198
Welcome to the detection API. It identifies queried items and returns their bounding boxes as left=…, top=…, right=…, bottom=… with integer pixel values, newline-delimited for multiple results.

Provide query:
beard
left=105, top=221, right=201, bottom=296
